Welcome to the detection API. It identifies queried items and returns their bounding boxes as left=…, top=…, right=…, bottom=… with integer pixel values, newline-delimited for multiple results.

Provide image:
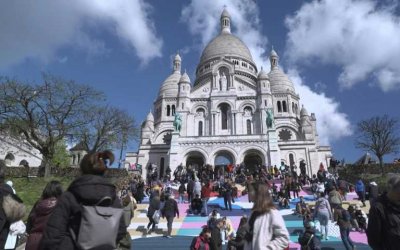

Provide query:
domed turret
left=300, top=105, right=309, bottom=117
left=173, top=53, right=181, bottom=73
left=268, top=49, right=295, bottom=93
left=258, top=67, right=269, bottom=80
left=179, top=72, right=191, bottom=83
left=220, top=7, right=231, bottom=34
left=270, top=47, right=279, bottom=69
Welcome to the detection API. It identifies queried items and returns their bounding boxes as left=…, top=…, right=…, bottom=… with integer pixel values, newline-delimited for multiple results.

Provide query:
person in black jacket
left=227, top=216, right=248, bottom=250
left=0, top=161, right=16, bottom=249
left=367, top=174, right=400, bottom=250
left=191, top=194, right=203, bottom=215
left=210, top=219, right=224, bottom=250
left=147, top=190, right=161, bottom=234
left=161, top=194, right=179, bottom=238
left=222, top=179, right=233, bottom=211
left=40, top=150, right=127, bottom=250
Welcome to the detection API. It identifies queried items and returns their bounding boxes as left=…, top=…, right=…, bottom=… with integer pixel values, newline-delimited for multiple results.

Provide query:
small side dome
left=300, top=105, right=309, bottom=116
left=158, top=71, right=181, bottom=97
left=258, top=67, right=269, bottom=80
left=179, top=72, right=191, bottom=83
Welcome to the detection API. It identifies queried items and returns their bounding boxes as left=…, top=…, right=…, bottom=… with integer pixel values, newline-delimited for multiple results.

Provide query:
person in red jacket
left=201, top=181, right=212, bottom=216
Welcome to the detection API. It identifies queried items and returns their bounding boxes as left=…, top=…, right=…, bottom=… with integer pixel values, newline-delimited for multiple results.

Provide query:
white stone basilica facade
left=126, top=9, right=332, bottom=177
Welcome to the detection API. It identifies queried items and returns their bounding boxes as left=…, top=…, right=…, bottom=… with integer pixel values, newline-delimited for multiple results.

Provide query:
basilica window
left=295, top=104, right=298, bottom=114
left=292, top=102, right=295, bottom=113
left=182, top=103, right=184, bottom=109
left=244, top=106, right=252, bottom=116
left=198, top=121, right=203, bottom=136
left=219, top=103, right=230, bottom=130
left=279, top=129, right=292, bottom=141
left=246, top=119, right=252, bottom=135
left=277, top=101, right=282, bottom=113
left=167, top=105, right=171, bottom=116
left=289, top=153, right=295, bottom=167
left=282, top=101, right=287, bottom=112
left=172, top=105, right=176, bottom=115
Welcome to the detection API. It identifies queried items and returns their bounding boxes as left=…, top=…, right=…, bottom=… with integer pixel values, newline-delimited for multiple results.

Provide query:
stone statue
left=173, top=112, right=182, bottom=132
left=220, top=72, right=227, bottom=91
left=266, top=108, right=275, bottom=129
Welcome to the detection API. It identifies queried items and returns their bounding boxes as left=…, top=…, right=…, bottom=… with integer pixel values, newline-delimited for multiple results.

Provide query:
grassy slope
left=9, top=177, right=74, bottom=222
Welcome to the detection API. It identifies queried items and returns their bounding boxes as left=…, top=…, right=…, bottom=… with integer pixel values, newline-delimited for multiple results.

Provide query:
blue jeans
left=340, top=227, right=354, bottom=250
left=179, top=194, right=185, bottom=203
left=202, top=198, right=209, bottom=215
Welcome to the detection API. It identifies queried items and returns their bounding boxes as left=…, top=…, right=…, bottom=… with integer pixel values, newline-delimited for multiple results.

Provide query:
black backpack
left=70, top=196, right=123, bottom=250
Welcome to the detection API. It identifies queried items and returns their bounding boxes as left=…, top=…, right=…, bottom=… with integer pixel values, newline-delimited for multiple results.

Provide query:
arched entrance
left=186, top=151, right=205, bottom=172
left=243, top=150, right=264, bottom=174
left=214, top=151, right=235, bottom=177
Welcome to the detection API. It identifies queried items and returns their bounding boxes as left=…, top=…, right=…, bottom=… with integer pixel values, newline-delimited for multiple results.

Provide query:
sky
left=0, top=0, right=399, bottom=164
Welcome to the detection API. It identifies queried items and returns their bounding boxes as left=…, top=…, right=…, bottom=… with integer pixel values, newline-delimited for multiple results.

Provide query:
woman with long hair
left=25, top=180, right=63, bottom=250
left=244, top=184, right=289, bottom=250
left=40, top=150, right=128, bottom=250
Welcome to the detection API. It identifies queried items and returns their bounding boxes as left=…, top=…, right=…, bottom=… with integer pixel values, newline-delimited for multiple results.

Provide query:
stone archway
left=186, top=151, right=205, bottom=172
left=214, top=150, right=235, bottom=177
left=243, top=150, right=264, bottom=174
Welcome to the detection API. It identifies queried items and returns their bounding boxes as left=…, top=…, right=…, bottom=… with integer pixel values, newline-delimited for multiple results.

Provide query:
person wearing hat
left=367, top=174, right=400, bottom=249
left=368, top=182, right=379, bottom=208
left=40, top=150, right=128, bottom=250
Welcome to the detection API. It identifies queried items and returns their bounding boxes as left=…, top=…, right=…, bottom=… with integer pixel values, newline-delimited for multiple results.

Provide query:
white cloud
left=181, top=0, right=269, bottom=68
left=285, top=0, right=400, bottom=91
left=0, top=0, right=162, bottom=69
left=287, top=69, right=352, bottom=145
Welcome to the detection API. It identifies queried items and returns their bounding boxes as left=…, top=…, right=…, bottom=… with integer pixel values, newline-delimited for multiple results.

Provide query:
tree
left=76, top=105, right=138, bottom=154
left=355, top=115, right=400, bottom=175
left=51, top=140, right=71, bottom=168
left=0, top=75, right=103, bottom=177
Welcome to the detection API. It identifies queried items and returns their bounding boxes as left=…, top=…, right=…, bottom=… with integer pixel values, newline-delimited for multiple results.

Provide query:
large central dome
left=197, top=8, right=255, bottom=69
left=199, top=33, right=255, bottom=65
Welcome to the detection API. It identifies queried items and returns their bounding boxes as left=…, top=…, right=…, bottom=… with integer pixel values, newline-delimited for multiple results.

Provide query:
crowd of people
left=0, top=153, right=399, bottom=250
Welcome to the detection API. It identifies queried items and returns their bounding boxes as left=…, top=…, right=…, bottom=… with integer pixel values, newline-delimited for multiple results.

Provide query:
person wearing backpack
left=147, top=189, right=161, bottom=234
left=161, top=193, right=179, bottom=238
left=298, top=221, right=321, bottom=250
left=334, top=204, right=355, bottom=250
left=190, top=226, right=212, bottom=250
left=25, top=180, right=63, bottom=250
left=40, top=151, right=128, bottom=250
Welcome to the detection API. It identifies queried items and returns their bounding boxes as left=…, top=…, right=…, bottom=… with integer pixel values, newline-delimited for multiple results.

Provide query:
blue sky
left=0, top=0, right=399, bottom=164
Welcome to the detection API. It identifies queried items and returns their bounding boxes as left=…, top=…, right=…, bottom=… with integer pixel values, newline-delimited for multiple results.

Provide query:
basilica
left=126, top=9, right=332, bottom=177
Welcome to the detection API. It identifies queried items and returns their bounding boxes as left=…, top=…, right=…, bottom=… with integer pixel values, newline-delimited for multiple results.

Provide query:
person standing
left=161, top=194, right=179, bottom=238
left=222, top=179, right=233, bottom=211
left=334, top=204, right=355, bottom=250
left=201, top=181, right=212, bottom=216
left=40, top=151, right=127, bottom=250
left=313, top=192, right=333, bottom=240
left=355, top=179, right=366, bottom=207
left=147, top=190, right=161, bottom=234
left=244, top=184, right=289, bottom=250
left=190, top=226, right=212, bottom=250
left=368, top=182, right=379, bottom=208
left=25, top=181, right=63, bottom=250
left=187, top=178, right=195, bottom=204
left=367, top=174, right=400, bottom=249
left=178, top=181, right=186, bottom=204
left=210, top=219, right=224, bottom=250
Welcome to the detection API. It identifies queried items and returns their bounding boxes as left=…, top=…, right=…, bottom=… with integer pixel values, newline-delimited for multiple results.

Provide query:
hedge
left=5, top=166, right=129, bottom=178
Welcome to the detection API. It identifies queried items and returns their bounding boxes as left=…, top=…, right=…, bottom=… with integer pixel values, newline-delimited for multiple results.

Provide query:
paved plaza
left=129, top=186, right=371, bottom=250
